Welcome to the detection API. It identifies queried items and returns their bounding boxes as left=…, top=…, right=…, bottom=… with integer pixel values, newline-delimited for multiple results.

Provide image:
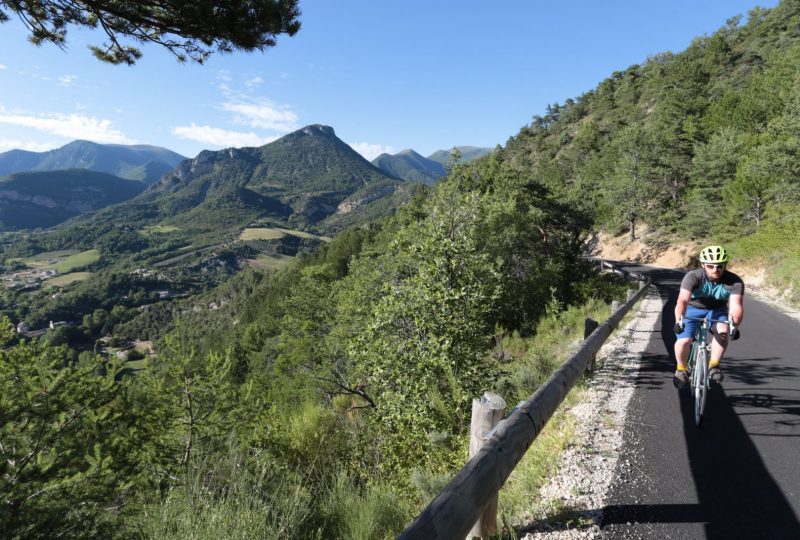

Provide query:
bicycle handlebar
left=681, top=316, right=733, bottom=325
left=676, top=316, right=740, bottom=340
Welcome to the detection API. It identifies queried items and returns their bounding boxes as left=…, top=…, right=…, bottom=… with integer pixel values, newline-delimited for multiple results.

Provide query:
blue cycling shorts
left=676, top=305, right=729, bottom=340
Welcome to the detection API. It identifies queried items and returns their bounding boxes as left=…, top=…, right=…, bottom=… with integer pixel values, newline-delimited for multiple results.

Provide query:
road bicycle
left=682, top=316, right=736, bottom=427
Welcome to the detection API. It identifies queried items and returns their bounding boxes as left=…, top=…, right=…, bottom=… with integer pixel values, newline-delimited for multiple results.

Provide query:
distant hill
left=427, top=146, right=493, bottom=166
left=372, top=149, right=446, bottom=185
left=0, top=141, right=187, bottom=184
left=46, top=125, right=416, bottom=247
left=0, top=169, right=146, bottom=230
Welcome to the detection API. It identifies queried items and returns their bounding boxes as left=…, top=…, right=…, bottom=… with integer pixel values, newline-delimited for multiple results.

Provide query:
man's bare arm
left=675, top=288, right=692, bottom=325
left=729, top=294, right=743, bottom=326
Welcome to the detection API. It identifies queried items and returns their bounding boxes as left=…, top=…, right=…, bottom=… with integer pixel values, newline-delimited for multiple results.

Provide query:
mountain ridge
left=372, top=149, right=445, bottom=185
left=0, top=140, right=187, bottom=184
left=36, top=124, right=415, bottom=245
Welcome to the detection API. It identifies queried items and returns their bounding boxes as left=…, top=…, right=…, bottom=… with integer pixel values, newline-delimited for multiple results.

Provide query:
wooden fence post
left=467, top=392, right=506, bottom=539
left=584, top=318, right=599, bottom=373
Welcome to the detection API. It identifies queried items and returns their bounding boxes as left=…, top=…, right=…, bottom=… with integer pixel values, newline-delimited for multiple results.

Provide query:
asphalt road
left=599, top=263, right=800, bottom=539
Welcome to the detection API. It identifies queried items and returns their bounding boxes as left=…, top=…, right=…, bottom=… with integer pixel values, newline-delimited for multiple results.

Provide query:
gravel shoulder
left=519, top=286, right=663, bottom=539
left=518, top=278, right=800, bottom=539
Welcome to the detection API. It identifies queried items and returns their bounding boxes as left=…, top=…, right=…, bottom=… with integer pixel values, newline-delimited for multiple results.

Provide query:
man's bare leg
left=674, top=337, right=692, bottom=370
left=710, top=322, right=730, bottom=367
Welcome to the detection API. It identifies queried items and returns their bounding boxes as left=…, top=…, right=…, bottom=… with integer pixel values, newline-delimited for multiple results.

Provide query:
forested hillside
left=0, top=170, right=146, bottom=230
left=499, top=0, right=800, bottom=299
left=3, top=2, right=800, bottom=539
left=1, top=152, right=621, bottom=538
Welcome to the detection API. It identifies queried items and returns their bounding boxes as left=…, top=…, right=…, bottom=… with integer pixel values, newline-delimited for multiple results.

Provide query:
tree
left=606, top=124, right=658, bottom=241
left=0, top=0, right=301, bottom=65
left=0, top=317, right=131, bottom=538
left=136, top=330, right=237, bottom=504
left=343, top=186, right=502, bottom=474
left=726, top=150, right=774, bottom=229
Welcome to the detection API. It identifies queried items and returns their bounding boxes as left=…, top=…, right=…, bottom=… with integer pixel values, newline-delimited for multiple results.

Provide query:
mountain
left=0, top=169, right=146, bottom=230
left=427, top=146, right=493, bottom=166
left=372, top=149, right=446, bottom=185
left=0, top=141, right=187, bottom=184
left=143, top=124, right=408, bottom=228
left=45, top=125, right=415, bottom=248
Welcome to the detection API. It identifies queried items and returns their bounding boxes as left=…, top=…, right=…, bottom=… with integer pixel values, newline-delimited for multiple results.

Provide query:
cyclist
left=673, top=245, right=744, bottom=389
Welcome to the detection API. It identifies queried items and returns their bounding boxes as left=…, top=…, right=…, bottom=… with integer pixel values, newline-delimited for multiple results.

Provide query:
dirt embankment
left=591, top=228, right=701, bottom=270
left=592, top=228, right=800, bottom=320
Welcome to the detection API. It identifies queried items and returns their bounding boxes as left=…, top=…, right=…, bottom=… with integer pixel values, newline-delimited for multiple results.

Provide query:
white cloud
left=213, top=74, right=298, bottom=133
left=244, top=76, right=263, bottom=89
left=58, top=75, right=78, bottom=86
left=217, top=70, right=232, bottom=83
left=171, top=123, right=277, bottom=148
left=349, top=142, right=396, bottom=161
left=0, top=112, right=136, bottom=144
left=0, top=64, right=7, bottom=70
left=220, top=100, right=298, bottom=132
left=0, top=138, right=58, bottom=153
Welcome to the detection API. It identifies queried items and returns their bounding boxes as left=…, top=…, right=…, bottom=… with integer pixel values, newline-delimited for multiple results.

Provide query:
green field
left=240, top=227, right=330, bottom=242
left=19, top=249, right=100, bottom=272
left=53, top=250, right=101, bottom=272
left=246, top=254, right=294, bottom=271
left=20, top=250, right=79, bottom=267
left=240, top=228, right=287, bottom=241
left=43, top=272, right=92, bottom=288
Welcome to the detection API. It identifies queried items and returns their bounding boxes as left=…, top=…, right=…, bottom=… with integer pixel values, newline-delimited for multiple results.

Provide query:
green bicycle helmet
left=699, top=245, right=729, bottom=264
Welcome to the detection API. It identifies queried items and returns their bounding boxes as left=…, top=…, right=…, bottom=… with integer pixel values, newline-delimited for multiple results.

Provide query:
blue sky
left=0, top=0, right=779, bottom=161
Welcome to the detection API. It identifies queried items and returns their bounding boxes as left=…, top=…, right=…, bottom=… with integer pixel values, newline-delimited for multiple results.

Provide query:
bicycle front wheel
left=694, top=348, right=708, bottom=427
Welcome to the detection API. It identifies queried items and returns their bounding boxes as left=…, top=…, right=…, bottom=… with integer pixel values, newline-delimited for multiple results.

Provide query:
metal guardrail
left=399, top=263, right=650, bottom=539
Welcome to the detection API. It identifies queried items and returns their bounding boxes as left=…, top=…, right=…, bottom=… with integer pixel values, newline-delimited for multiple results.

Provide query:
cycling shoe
left=673, top=370, right=689, bottom=390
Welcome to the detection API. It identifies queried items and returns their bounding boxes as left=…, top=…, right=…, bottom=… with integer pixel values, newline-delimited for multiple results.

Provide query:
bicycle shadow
left=600, top=264, right=800, bottom=538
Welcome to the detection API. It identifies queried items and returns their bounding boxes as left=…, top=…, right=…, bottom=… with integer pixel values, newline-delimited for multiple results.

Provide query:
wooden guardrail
left=399, top=263, right=649, bottom=540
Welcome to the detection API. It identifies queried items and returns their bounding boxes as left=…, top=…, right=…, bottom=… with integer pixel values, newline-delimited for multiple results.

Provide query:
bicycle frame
left=684, top=316, right=731, bottom=427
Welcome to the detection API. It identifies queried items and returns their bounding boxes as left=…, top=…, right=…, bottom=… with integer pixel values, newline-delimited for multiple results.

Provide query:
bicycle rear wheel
left=694, top=348, right=707, bottom=426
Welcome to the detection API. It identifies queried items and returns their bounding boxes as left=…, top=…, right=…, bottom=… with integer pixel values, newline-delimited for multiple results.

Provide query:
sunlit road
left=599, top=263, right=800, bottom=539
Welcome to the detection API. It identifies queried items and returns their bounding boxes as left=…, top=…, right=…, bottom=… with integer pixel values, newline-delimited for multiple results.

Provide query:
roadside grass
left=43, top=271, right=92, bottom=288
left=495, top=294, right=637, bottom=531
left=323, top=472, right=411, bottom=540
left=133, top=452, right=316, bottom=540
left=498, top=388, right=584, bottom=525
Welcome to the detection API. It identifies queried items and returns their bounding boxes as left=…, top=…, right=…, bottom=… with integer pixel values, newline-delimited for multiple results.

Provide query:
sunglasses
left=704, top=264, right=726, bottom=270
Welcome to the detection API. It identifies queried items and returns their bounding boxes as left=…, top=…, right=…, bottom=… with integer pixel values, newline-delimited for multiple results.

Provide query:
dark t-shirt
left=680, top=268, right=745, bottom=309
